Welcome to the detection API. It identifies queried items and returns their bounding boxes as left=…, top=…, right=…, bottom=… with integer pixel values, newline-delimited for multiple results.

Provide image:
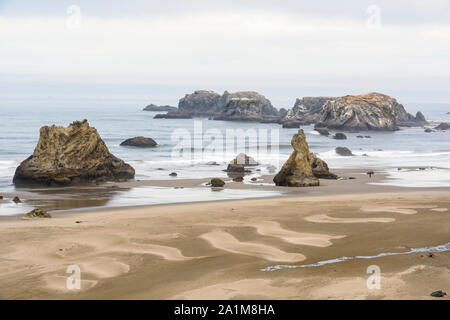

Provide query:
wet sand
left=0, top=184, right=449, bottom=299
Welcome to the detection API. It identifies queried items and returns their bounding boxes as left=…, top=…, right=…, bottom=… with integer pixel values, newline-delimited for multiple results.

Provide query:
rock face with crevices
left=13, top=120, right=135, bottom=186
left=178, top=90, right=222, bottom=116
left=214, top=91, right=280, bottom=122
left=283, top=97, right=336, bottom=125
left=315, top=93, right=400, bottom=131
left=273, top=129, right=320, bottom=187
left=310, top=153, right=337, bottom=179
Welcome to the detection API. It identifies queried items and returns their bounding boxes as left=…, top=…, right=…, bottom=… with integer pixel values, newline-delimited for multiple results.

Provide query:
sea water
left=0, top=95, right=449, bottom=214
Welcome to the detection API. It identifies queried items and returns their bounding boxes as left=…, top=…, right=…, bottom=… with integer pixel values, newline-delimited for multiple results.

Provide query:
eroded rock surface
left=273, top=129, right=320, bottom=187
left=13, top=120, right=135, bottom=186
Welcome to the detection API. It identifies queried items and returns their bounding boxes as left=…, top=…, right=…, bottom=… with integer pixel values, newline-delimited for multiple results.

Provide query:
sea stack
left=273, top=129, right=320, bottom=187
left=13, top=120, right=135, bottom=186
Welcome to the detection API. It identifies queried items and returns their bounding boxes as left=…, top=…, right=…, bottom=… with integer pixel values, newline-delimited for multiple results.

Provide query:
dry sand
left=0, top=186, right=449, bottom=300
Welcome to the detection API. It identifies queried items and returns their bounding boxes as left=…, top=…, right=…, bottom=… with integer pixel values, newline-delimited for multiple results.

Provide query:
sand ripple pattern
left=200, top=230, right=306, bottom=262
left=304, top=214, right=395, bottom=224
left=361, top=205, right=437, bottom=215
left=250, top=221, right=345, bottom=247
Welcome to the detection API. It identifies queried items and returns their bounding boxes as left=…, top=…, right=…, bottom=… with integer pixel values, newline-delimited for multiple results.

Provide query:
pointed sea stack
left=274, top=130, right=320, bottom=187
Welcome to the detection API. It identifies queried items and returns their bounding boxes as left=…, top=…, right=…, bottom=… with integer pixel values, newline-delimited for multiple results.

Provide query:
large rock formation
left=13, top=120, right=135, bottom=186
left=153, top=90, right=282, bottom=122
left=283, top=97, right=336, bottom=125
left=178, top=90, right=222, bottom=116
left=143, top=104, right=177, bottom=112
left=214, top=98, right=279, bottom=122
left=273, top=130, right=320, bottom=187
left=284, top=93, right=426, bottom=130
left=315, top=93, right=400, bottom=131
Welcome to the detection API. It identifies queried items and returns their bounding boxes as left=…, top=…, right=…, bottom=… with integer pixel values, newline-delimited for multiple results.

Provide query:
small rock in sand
left=232, top=176, right=244, bottom=182
left=210, top=178, right=225, bottom=187
left=23, top=208, right=51, bottom=220
left=13, top=196, right=21, bottom=203
left=251, top=177, right=258, bottom=181
left=430, top=290, right=447, bottom=298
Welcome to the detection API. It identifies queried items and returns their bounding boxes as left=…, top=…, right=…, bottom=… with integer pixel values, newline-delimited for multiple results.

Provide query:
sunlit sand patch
left=361, top=205, right=437, bottom=215
left=305, top=214, right=395, bottom=224
left=430, top=208, right=448, bottom=212
left=116, top=242, right=193, bottom=261
left=56, top=233, right=193, bottom=261
left=79, top=257, right=130, bottom=279
left=250, top=221, right=345, bottom=247
left=172, top=278, right=302, bottom=299
left=42, top=273, right=98, bottom=292
left=199, top=230, right=306, bottom=262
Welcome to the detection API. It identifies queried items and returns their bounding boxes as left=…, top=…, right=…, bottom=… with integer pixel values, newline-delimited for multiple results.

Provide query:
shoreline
left=1, top=167, right=450, bottom=219
left=0, top=188, right=448, bottom=299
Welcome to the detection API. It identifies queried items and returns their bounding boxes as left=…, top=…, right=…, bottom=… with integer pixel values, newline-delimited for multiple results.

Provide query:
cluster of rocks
left=13, top=120, right=135, bottom=186
left=424, top=122, right=449, bottom=133
left=150, top=91, right=427, bottom=132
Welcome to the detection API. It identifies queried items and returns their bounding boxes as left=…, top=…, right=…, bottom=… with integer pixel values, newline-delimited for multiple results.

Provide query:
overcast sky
left=0, top=0, right=449, bottom=105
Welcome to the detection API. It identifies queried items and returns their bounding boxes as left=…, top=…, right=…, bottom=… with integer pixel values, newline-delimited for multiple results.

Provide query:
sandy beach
left=0, top=176, right=449, bottom=299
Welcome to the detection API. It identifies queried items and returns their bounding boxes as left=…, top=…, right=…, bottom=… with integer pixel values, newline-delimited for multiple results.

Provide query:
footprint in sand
left=199, top=230, right=306, bottom=262
left=361, top=205, right=437, bottom=215
left=249, top=221, right=345, bottom=247
left=305, top=214, right=395, bottom=224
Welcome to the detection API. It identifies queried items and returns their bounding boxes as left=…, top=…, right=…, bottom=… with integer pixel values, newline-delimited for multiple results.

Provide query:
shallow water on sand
left=0, top=185, right=283, bottom=217
left=262, top=242, right=450, bottom=271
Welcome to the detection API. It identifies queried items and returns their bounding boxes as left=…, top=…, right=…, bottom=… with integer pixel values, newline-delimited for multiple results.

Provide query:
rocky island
left=283, top=92, right=427, bottom=131
left=143, top=104, right=177, bottom=112
left=154, top=90, right=283, bottom=122
left=13, top=120, right=135, bottom=186
left=314, top=92, right=426, bottom=131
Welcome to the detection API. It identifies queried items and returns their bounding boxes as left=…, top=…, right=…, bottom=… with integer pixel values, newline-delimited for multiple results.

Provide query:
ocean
left=0, top=95, right=449, bottom=215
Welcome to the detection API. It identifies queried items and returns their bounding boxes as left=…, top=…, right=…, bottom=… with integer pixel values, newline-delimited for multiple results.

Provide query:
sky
left=0, top=0, right=449, bottom=106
